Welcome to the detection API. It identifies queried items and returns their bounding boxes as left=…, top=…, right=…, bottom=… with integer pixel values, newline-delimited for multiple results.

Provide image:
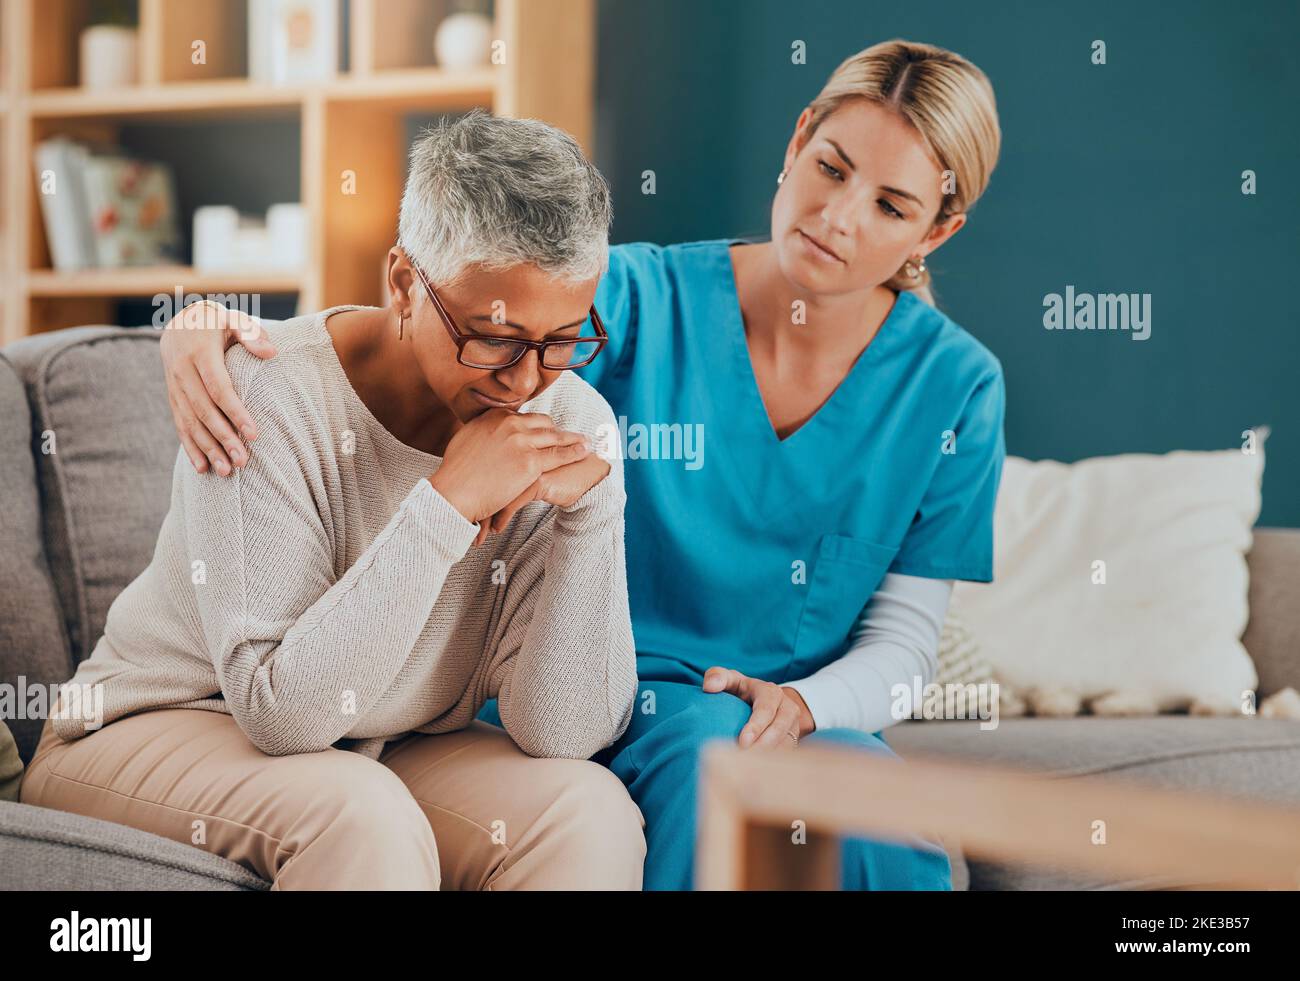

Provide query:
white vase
left=80, top=25, right=139, bottom=89
left=266, top=203, right=308, bottom=271
left=434, top=12, right=493, bottom=71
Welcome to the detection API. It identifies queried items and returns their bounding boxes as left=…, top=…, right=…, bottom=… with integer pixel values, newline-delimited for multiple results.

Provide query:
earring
left=777, top=169, right=787, bottom=186
left=903, top=255, right=927, bottom=279
left=398, top=310, right=406, bottom=340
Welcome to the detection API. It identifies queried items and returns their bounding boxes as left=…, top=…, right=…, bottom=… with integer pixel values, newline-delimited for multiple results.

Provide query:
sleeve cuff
left=409, top=478, right=479, bottom=559
left=784, top=674, right=861, bottom=734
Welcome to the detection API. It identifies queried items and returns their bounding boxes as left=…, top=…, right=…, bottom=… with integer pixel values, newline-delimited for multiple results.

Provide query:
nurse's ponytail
left=804, top=39, right=1002, bottom=307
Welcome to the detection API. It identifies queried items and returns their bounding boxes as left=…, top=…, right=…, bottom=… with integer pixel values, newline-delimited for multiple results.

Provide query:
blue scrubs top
left=577, top=239, right=1006, bottom=687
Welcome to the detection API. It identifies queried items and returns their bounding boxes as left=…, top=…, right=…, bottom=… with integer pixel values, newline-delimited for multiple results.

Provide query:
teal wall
left=595, top=0, right=1299, bottom=527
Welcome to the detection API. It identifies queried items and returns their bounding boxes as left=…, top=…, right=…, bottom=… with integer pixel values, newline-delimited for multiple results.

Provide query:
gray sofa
left=2, top=325, right=1298, bottom=891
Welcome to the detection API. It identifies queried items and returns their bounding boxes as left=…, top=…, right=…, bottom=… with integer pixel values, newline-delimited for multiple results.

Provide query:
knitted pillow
left=930, top=587, right=1297, bottom=722
left=954, top=439, right=1268, bottom=717
left=936, top=598, right=992, bottom=687
left=920, top=597, right=1000, bottom=720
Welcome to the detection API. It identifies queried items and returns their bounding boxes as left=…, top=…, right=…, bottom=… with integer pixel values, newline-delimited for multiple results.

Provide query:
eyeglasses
left=408, top=254, right=608, bottom=371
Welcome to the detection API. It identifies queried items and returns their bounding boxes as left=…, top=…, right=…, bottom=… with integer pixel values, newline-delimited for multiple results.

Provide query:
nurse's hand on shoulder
left=702, top=667, right=816, bottom=748
left=161, top=301, right=277, bottom=476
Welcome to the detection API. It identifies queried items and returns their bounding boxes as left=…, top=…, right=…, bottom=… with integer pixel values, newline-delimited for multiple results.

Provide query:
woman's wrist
left=782, top=686, right=817, bottom=737
left=425, top=473, right=477, bottom=526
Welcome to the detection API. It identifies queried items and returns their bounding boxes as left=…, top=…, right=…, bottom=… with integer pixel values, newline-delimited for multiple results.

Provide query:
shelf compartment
left=32, top=0, right=141, bottom=91
left=351, top=0, right=487, bottom=75
left=148, top=0, right=250, bottom=84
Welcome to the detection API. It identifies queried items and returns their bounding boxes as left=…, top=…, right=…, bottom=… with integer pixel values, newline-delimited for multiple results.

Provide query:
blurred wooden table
left=697, top=741, right=1300, bottom=890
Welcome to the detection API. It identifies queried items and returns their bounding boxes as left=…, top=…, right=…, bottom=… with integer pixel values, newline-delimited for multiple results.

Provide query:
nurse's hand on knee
left=702, top=666, right=814, bottom=749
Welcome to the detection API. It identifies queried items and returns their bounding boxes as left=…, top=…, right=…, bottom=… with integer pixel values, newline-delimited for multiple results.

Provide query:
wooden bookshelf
left=0, top=0, right=596, bottom=342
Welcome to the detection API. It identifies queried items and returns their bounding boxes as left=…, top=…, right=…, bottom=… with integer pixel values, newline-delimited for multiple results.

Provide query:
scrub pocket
left=786, top=533, right=900, bottom=682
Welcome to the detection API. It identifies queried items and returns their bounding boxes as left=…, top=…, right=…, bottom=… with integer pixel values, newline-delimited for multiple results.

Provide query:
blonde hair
left=801, top=39, right=1001, bottom=306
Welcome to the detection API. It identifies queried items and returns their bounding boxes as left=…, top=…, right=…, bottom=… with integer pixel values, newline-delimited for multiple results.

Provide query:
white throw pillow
left=952, top=430, right=1269, bottom=717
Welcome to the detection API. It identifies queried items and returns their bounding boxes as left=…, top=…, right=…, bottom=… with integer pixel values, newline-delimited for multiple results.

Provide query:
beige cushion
left=954, top=434, right=1267, bottom=716
left=907, top=598, right=997, bottom=721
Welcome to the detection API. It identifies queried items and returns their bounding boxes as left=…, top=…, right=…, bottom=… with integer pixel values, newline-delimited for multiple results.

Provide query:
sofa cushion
left=0, top=722, right=23, bottom=802
left=884, top=716, right=1300, bottom=888
left=952, top=447, right=1265, bottom=717
left=3, top=327, right=179, bottom=667
left=0, top=353, right=73, bottom=765
left=0, top=801, right=268, bottom=890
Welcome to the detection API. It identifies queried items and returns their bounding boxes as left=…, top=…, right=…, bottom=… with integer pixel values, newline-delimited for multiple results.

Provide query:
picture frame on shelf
left=249, top=0, right=340, bottom=86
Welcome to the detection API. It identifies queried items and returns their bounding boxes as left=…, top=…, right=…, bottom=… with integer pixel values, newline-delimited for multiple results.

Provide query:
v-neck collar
left=716, top=238, right=915, bottom=451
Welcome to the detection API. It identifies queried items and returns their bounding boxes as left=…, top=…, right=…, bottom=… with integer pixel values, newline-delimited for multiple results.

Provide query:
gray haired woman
left=20, top=111, right=644, bottom=890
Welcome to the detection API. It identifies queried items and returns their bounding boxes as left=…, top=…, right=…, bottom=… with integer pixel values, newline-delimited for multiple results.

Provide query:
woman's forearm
left=494, top=484, right=637, bottom=759
left=193, top=474, right=478, bottom=756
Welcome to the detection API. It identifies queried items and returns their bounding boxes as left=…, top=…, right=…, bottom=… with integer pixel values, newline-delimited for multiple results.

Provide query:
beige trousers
left=20, top=708, right=645, bottom=890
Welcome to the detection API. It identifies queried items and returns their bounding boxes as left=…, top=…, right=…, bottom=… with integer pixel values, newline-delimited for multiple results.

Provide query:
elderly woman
left=19, top=112, right=643, bottom=890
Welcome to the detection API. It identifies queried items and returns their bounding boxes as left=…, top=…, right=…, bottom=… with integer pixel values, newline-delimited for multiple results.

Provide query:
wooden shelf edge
left=26, top=266, right=306, bottom=297
left=327, top=66, right=497, bottom=102
left=30, top=79, right=305, bottom=119
left=28, top=68, right=498, bottom=119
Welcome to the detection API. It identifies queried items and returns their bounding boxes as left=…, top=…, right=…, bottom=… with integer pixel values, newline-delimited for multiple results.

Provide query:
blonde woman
left=158, top=39, right=1005, bottom=890
left=22, top=113, right=645, bottom=890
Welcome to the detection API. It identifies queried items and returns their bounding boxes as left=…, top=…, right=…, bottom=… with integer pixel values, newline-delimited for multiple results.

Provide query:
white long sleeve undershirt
left=784, top=573, right=954, bottom=735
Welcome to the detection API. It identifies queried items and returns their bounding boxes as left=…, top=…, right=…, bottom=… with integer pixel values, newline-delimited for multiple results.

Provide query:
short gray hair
left=397, top=110, right=613, bottom=288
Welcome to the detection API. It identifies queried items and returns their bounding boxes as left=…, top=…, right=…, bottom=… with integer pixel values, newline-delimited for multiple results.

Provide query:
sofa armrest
left=0, top=801, right=269, bottom=891
left=1244, top=527, right=1300, bottom=698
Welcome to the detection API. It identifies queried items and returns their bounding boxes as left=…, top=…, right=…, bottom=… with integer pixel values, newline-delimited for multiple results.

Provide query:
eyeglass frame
left=406, top=253, right=608, bottom=371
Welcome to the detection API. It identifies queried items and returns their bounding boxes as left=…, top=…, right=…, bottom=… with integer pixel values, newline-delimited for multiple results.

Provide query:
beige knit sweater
left=50, top=305, right=637, bottom=761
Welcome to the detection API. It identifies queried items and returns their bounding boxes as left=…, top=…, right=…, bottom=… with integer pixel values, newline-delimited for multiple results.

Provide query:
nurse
left=158, top=38, right=1005, bottom=890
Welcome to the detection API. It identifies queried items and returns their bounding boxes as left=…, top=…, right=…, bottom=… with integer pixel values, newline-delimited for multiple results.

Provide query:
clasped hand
left=427, top=407, right=612, bottom=546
